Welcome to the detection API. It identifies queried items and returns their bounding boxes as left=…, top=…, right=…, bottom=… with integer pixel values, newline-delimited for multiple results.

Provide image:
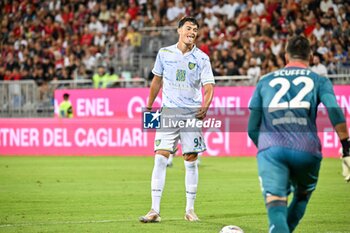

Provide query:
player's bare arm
left=335, top=123, right=350, bottom=158
left=334, top=123, right=350, bottom=141
left=146, top=75, right=162, bottom=110
left=196, top=83, right=214, bottom=120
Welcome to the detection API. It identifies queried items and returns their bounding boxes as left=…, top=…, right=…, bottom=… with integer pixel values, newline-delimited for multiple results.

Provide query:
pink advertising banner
left=54, top=88, right=161, bottom=119
left=0, top=118, right=152, bottom=156
left=0, top=86, right=349, bottom=157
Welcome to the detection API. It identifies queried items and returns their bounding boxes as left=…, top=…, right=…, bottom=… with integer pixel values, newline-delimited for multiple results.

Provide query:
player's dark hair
left=286, top=36, right=311, bottom=60
left=63, top=93, right=69, bottom=99
left=178, top=16, right=199, bottom=29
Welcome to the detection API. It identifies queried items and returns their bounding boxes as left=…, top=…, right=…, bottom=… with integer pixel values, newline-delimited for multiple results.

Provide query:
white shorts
left=154, top=127, right=206, bottom=154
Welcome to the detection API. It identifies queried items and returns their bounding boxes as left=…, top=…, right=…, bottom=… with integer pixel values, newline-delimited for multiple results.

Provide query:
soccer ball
left=220, top=225, right=244, bottom=233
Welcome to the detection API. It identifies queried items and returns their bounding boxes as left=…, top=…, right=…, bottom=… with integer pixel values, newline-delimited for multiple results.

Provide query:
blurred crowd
left=0, top=0, right=350, bottom=88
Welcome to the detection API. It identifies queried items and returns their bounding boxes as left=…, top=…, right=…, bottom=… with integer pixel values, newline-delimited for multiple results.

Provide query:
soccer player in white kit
left=140, top=17, right=215, bottom=223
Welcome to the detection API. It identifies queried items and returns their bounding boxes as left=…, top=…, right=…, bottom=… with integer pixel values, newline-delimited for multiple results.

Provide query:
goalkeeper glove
left=340, top=138, right=350, bottom=182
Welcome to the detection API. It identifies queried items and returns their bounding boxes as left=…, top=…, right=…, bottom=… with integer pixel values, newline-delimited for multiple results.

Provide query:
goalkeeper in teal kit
left=248, top=36, right=350, bottom=233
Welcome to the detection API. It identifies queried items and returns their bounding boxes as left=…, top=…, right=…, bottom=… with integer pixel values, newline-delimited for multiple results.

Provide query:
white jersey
left=152, top=43, right=215, bottom=108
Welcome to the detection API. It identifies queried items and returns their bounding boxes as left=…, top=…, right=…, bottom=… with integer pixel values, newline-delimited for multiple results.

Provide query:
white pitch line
left=0, top=219, right=129, bottom=228
left=0, top=218, right=184, bottom=228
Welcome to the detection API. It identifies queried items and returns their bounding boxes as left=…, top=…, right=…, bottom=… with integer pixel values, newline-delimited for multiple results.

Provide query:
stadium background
left=1, top=0, right=350, bottom=232
left=0, top=0, right=349, bottom=156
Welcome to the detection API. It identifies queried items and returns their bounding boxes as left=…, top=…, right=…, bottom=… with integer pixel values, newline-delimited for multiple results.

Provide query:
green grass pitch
left=0, top=156, right=349, bottom=233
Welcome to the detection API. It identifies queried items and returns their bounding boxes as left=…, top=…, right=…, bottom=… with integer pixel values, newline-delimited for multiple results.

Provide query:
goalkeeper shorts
left=257, top=146, right=322, bottom=197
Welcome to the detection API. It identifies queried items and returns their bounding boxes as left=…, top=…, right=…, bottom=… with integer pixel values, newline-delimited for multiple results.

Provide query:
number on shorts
left=194, top=137, right=202, bottom=147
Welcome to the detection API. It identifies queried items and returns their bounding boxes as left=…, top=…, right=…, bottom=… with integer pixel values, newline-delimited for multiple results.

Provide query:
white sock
left=167, top=154, right=174, bottom=165
left=184, top=160, right=198, bottom=212
left=151, top=154, right=168, bottom=214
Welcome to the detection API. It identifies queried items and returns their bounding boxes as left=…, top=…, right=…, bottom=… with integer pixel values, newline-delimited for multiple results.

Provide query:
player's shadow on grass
left=158, top=212, right=265, bottom=223
left=206, top=211, right=265, bottom=220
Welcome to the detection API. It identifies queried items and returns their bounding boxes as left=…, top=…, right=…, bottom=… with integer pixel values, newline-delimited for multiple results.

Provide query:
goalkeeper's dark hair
left=178, top=16, right=199, bottom=29
left=286, top=35, right=311, bottom=60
